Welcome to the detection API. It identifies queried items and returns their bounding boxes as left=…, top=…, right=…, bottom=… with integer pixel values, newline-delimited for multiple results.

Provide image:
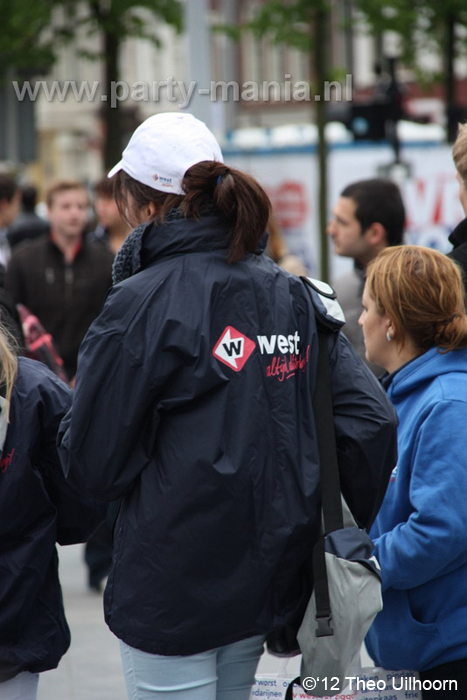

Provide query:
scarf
left=112, top=205, right=223, bottom=286
left=112, top=223, right=147, bottom=286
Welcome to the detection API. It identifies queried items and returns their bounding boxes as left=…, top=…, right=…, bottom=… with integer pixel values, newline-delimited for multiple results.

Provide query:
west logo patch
left=212, top=326, right=256, bottom=371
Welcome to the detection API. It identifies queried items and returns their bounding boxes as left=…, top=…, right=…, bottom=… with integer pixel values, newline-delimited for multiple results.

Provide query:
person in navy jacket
left=58, top=112, right=397, bottom=700
left=360, top=245, right=467, bottom=698
left=0, top=333, right=103, bottom=700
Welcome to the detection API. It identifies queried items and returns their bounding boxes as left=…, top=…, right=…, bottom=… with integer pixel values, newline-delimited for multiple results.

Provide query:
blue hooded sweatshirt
left=366, top=347, right=467, bottom=671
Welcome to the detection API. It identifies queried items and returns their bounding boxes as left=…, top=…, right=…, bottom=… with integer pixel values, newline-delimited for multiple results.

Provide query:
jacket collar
left=112, top=208, right=266, bottom=285
left=142, top=212, right=233, bottom=265
left=47, top=231, right=85, bottom=261
left=448, top=217, right=467, bottom=248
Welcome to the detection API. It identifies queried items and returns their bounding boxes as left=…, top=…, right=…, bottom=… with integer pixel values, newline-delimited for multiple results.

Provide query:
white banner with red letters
left=225, top=143, right=462, bottom=280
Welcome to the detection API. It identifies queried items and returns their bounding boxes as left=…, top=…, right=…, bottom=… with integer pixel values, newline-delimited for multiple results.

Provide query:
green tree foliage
left=0, top=0, right=182, bottom=167
left=0, top=0, right=57, bottom=76
left=357, top=0, right=467, bottom=139
left=230, top=0, right=467, bottom=273
left=74, top=0, right=183, bottom=168
left=357, top=0, right=467, bottom=78
left=226, top=0, right=331, bottom=278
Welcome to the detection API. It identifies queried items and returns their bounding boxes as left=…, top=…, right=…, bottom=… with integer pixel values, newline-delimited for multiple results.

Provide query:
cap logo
left=153, top=174, right=174, bottom=187
left=212, top=326, right=255, bottom=371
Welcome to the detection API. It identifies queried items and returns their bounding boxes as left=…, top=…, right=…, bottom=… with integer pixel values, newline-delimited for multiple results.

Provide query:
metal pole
left=184, top=0, right=213, bottom=128
left=218, top=0, right=238, bottom=135
left=5, top=68, right=19, bottom=163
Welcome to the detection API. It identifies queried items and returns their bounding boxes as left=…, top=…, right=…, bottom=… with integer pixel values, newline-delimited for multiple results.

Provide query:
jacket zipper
left=65, top=266, right=73, bottom=301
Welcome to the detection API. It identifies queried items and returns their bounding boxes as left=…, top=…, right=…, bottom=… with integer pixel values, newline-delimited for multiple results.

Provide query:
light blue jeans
left=1, top=672, right=39, bottom=700
left=120, top=635, right=265, bottom=700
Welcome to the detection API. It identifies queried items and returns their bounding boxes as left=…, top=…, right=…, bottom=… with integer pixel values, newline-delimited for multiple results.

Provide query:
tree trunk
left=313, top=6, right=329, bottom=282
left=445, top=12, right=457, bottom=143
left=103, top=27, right=122, bottom=170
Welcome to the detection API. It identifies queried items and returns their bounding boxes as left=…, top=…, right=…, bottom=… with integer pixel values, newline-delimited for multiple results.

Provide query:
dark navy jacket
left=0, top=358, right=103, bottom=681
left=58, top=213, right=397, bottom=656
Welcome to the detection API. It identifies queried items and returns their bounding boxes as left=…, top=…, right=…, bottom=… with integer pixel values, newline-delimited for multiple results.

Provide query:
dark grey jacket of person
left=448, top=217, right=467, bottom=288
left=332, top=266, right=384, bottom=376
left=0, top=358, right=104, bottom=681
left=5, top=235, right=113, bottom=379
left=7, top=212, right=49, bottom=249
left=58, top=212, right=397, bottom=657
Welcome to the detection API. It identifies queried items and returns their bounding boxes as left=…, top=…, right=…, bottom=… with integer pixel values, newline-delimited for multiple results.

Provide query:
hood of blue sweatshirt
left=366, top=346, right=467, bottom=672
left=387, top=346, right=467, bottom=401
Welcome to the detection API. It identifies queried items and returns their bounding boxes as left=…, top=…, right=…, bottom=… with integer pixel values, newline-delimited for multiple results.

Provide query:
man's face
left=0, top=190, right=20, bottom=228
left=455, top=171, right=467, bottom=216
left=327, top=196, right=373, bottom=265
left=95, top=195, right=123, bottom=230
left=48, top=188, right=88, bottom=240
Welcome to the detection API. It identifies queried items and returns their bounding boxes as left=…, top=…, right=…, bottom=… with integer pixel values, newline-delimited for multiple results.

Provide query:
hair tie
left=216, top=167, right=231, bottom=185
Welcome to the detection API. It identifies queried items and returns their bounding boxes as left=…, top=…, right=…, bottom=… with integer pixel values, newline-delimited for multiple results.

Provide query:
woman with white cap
left=58, top=112, right=397, bottom=699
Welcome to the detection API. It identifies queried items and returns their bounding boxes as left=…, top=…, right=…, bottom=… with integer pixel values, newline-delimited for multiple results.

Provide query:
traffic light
left=348, top=57, right=404, bottom=143
left=348, top=102, right=387, bottom=141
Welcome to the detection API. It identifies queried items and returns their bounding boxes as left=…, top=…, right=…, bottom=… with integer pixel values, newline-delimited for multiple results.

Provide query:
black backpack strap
left=311, top=327, right=344, bottom=640
left=313, top=326, right=344, bottom=534
left=302, top=278, right=346, bottom=642
left=312, top=533, right=333, bottom=638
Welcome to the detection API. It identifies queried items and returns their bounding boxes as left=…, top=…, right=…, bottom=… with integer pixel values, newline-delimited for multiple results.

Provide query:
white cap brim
left=106, top=113, right=224, bottom=193
left=108, top=160, right=123, bottom=179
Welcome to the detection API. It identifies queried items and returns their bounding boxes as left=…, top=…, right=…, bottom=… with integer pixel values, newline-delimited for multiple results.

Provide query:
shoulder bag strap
left=313, top=326, right=344, bottom=534
left=302, top=278, right=346, bottom=640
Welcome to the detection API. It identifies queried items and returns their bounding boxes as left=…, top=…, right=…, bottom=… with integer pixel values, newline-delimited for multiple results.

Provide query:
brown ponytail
left=433, top=313, right=467, bottom=352
left=182, top=161, right=271, bottom=262
left=114, top=161, right=271, bottom=262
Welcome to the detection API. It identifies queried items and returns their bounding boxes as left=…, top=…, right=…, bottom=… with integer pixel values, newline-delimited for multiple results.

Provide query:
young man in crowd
left=0, top=174, right=20, bottom=267
left=450, top=123, right=467, bottom=283
left=7, top=184, right=49, bottom=249
left=89, top=177, right=130, bottom=256
left=327, top=178, right=405, bottom=373
left=6, top=180, right=113, bottom=382
left=0, top=175, right=23, bottom=343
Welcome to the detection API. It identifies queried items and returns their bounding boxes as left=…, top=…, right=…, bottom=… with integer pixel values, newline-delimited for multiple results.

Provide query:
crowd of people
left=0, top=111, right=466, bottom=700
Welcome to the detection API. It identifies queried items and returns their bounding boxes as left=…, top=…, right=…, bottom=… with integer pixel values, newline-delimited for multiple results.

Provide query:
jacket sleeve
left=327, top=330, right=398, bottom=529
left=34, top=368, right=105, bottom=545
left=4, top=253, right=25, bottom=306
left=57, top=283, right=186, bottom=501
left=373, top=400, right=467, bottom=591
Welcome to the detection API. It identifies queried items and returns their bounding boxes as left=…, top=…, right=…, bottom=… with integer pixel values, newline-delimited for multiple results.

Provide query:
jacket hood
left=112, top=209, right=269, bottom=285
left=141, top=212, right=233, bottom=263
left=127, top=220, right=346, bottom=337
left=388, top=346, right=467, bottom=399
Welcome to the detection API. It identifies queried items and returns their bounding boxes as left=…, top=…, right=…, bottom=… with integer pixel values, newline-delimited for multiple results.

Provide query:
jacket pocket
left=366, top=587, right=445, bottom=671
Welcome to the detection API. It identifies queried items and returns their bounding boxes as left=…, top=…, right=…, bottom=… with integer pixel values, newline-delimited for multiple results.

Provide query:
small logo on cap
left=153, top=174, right=174, bottom=188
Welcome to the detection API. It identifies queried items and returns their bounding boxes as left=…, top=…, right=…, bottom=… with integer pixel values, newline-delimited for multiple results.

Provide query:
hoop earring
left=386, top=331, right=393, bottom=342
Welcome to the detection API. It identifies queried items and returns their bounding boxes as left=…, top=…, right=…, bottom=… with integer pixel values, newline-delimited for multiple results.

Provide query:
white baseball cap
left=108, top=112, right=224, bottom=195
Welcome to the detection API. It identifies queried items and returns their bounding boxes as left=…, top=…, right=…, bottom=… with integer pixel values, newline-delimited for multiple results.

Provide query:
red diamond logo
left=212, top=326, right=256, bottom=371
